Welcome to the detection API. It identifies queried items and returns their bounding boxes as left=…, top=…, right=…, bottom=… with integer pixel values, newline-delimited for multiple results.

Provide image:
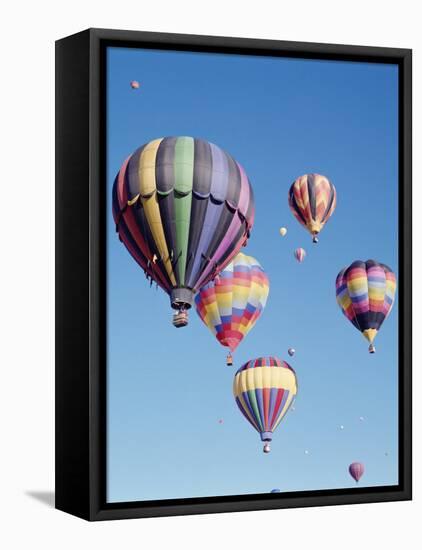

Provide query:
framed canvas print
left=55, top=28, right=412, bottom=521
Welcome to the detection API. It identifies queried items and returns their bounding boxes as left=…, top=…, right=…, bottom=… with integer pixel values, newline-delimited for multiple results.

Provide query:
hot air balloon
left=288, top=174, right=336, bottom=243
left=279, top=227, right=287, bottom=237
left=335, top=260, right=397, bottom=353
left=233, top=357, right=298, bottom=453
left=349, top=462, right=364, bottom=483
left=287, top=348, right=295, bottom=357
left=113, top=137, right=255, bottom=327
left=195, top=253, right=269, bottom=365
left=130, top=80, right=140, bottom=89
left=294, top=248, right=306, bottom=263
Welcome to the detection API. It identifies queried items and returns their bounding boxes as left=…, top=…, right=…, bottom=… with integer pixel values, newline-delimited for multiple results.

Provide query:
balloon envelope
left=233, top=357, right=297, bottom=452
left=288, top=174, right=336, bottom=242
left=195, top=253, right=269, bottom=355
left=294, top=248, right=306, bottom=263
left=130, top=80, right=140, bottom=89
left=288, top=348, right=295, bottom=357
left=279, top=227, right=287, bottom=237
left=349, top=462, right=364, bottom=482
left=113, top=137, right=255, bottom=322
left=336, top=259, right=397, bottom=352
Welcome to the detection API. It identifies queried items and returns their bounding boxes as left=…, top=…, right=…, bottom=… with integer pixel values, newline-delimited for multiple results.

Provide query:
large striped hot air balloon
left=233, top=357, right=298, bottom=453
left=288, top=173, right=336, bottom=243
left=113, top=137, right=255, bottom=327
left=336, top=260, right=397, bottom=353
left=195, top=253, right=269, bottom=365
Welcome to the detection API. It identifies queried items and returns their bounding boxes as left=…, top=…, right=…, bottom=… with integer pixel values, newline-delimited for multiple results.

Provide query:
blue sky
left=106, top=47, right=398, bottom=503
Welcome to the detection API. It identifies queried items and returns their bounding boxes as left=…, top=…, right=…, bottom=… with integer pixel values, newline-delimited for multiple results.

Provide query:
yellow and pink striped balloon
left=195, top=253, right=269, bottom=365
left=336, top=259, right=397, bottom=353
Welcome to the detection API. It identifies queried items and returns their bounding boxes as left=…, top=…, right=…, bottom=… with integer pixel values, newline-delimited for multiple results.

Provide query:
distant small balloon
left=304, top=450, right=309, bottom=455
left=294, top=248, right=306, bottom=263
left=279, top=227, right=287, bottom=237
left=359, top=416, right=365, bottom=421
left=340, top=425, right=344, bottom=430
left=130, top=80, right=140, bottom=89
left=349, top=462, right=364, bottom=483
left=218, top=419, right=223, bottom=424
left=271, top=489, right=281, bottom=493
left=288, top=348, right=295, bottom=357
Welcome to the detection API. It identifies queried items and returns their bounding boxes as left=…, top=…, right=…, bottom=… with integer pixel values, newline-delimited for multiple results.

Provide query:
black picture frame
left=55, top=28, right=412, bottom=521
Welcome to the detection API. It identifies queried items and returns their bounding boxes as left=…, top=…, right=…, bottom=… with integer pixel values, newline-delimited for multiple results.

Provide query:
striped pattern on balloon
left=195, top=253, right=269, bottom=365
left=335, top=259, right=397, bottom=353
left=288, top=173, right=336, bottom=243
left=112, top=137, right=255, bottom=326
left=233, top=357, right=298, bottom=453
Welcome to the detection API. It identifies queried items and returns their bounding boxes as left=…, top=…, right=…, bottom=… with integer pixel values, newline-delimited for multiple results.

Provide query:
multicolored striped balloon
left=294, top=248, right=306, bottom=263
left=113, top=137, right=255, bottom=326
left=195, top=253, right=269, bottom=364
left=336, top=260, right=397, bottom=353
left=288, top=174, right=336, bottom=243
left=233, top=357, right=297, bottom=453
left=349, top=462, right=364, bottom=483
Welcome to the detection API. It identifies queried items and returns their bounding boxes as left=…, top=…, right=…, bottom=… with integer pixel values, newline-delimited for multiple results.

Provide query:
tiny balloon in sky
left=294, top=247, right=306, bottom=263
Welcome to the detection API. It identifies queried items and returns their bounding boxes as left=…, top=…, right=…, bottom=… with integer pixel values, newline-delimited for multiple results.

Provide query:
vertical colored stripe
left=173, top=137, right=194, bottom=285
left=138, top=138, right=176, bottom=285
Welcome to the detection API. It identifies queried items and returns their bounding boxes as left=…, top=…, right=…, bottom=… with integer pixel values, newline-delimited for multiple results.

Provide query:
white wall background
left=0, top=1, right=419, bottom=548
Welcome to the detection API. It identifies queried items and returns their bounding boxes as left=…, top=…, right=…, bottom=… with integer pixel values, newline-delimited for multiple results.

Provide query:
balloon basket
left=226, top=353, right=233, bottom=366
left=368, top=344, right=376, bottom=354
left=172, top=310, right=188, bottom=328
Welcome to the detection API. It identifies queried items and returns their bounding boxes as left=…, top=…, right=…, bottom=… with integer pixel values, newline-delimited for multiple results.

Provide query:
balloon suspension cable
left=226, top=353, right=233, bottom=366
left=263, top=442, right=271, bottom=454
left=368, top=343, right=376, bottom=354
